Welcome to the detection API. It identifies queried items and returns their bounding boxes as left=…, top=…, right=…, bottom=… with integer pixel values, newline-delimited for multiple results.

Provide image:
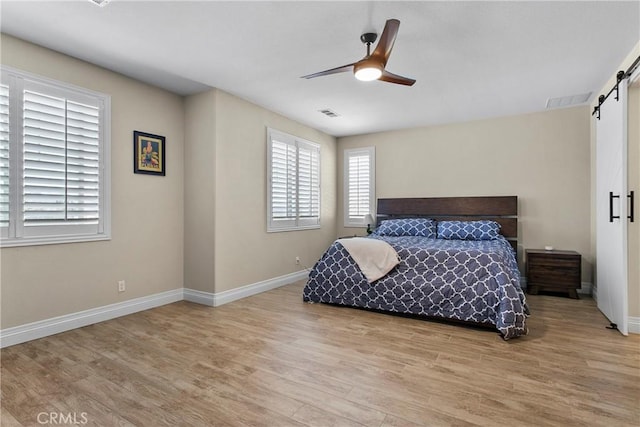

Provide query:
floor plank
left=2, top=281, right=639, bottom=426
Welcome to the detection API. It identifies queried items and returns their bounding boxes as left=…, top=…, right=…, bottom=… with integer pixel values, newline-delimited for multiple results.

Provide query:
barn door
left=595, top=78, right=628, bottom=335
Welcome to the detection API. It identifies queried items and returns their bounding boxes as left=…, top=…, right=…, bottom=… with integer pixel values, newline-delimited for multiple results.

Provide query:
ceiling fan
left=301, top=19, right=415, bottom=86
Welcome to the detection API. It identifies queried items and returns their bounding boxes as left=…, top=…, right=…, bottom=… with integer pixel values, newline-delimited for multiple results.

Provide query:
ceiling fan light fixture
left=354, top=61, right=383, bottom=82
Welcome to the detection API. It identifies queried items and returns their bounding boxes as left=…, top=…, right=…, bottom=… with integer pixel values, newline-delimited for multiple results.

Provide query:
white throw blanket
left=337, top=237, right=400, bottom=283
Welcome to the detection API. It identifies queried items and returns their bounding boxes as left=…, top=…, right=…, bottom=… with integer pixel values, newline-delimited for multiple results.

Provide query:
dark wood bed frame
left=376, top=196, right=518, bottom=250
left=318, top=195, right=522, bottom=334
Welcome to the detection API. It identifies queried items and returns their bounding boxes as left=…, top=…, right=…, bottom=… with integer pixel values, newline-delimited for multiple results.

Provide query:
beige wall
left=212, top=90, right=337, bottom=292
left=184, top=90, right=217, bottom=293
left=590, top=41, right=640, bottom=318
left=184, top=88, right=338, bottom=295
left=338, top=107, right=592, bottom=279
left=0, top=35, right=185, bottom=328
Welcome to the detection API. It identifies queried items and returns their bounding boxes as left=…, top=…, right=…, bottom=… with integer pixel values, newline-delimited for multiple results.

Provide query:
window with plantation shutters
left=1, top=67, right=111, bottom=247
left=0, top=84, right=9, bottom=238
left=267, top=128, right=320, bottom=231
left=344, top=147, right=375, bottom=227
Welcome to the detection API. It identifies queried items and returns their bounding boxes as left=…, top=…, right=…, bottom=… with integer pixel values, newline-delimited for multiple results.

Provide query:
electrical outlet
left=118, top=280, right=126, bottom=293
left=295, top=256, right=300, bottom=265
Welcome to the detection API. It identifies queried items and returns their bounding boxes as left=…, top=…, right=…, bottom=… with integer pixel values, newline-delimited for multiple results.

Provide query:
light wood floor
left=2, top=281, right=639, bottom=427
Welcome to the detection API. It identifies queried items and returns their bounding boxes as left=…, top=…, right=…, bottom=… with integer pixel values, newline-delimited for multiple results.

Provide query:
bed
left=303, top=196, right=528, bottom=339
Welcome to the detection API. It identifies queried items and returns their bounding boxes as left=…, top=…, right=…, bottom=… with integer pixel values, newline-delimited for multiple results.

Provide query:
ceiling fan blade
left=301, top=63, right=355, bottom=79
left=371, top=19, right=400, bottom=65
left=379, top=70, right=416, bottom=86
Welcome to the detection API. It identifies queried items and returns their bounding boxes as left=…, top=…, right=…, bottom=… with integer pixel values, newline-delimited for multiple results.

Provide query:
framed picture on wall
left=133, top=131, right=165, bottom=176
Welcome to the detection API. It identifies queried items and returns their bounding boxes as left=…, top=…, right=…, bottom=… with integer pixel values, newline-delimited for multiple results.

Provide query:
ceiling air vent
left=546, top=92, right=592, bottom=109
left=318, top=109, right=340, bottom=118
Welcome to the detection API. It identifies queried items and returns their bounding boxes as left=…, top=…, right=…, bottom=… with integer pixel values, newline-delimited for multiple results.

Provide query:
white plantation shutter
left=22, top=89, right=101, bottom=229
left=64, top=100, right=100, bottom=221
left=270, top=137, right=297, bottom=221
left=297, top=140, right=320, bottom=223
left=344, top=147, right=375, bottom=227
left=23, top=90, right=68, bottom=222
left=267, top=128, right=320, bottom=231
left=67, top=102, right=100, bottom=223
left=348, top=154, right=370, bottom=216
left=0, top=84, right=9, bottom=234
left=1, top=66, right=110, bottom=246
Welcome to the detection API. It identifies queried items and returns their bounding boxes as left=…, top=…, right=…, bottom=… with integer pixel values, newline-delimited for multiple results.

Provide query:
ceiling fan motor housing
left=360, top=32, right=378, bottom=45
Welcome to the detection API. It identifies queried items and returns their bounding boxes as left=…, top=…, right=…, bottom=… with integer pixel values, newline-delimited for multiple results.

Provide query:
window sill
left=1, top=234, right=111, bottom=248
left=344, top=223, right=367, bottom=228
left=267, top=225, right=321, bottom=233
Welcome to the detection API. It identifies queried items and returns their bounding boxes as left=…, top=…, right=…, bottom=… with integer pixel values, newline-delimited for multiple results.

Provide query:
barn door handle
left=609, top=192, right=620, bottom=222
left=629, top=191, right=635, bottom=223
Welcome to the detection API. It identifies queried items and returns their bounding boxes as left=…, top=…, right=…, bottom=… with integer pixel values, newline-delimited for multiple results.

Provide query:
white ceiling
left=1, top=1, right=639, bottom=137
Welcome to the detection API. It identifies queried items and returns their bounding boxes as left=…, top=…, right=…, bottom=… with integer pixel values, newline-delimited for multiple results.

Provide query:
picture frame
left=133, top=130, right=165, bottom=176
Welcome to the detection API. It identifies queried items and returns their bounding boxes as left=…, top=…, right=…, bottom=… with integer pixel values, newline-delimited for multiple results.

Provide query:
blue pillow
left=374, top=218, right=436, bottom=238
left=437, top=220, right=501, bottom=240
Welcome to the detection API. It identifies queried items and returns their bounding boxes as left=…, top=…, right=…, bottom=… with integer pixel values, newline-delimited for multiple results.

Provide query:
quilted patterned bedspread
left=303, top=235, right=528, bottom=339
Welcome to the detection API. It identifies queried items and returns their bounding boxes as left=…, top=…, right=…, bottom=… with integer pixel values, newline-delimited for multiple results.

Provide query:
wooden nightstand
left=525, top=249, right=582, bottom=298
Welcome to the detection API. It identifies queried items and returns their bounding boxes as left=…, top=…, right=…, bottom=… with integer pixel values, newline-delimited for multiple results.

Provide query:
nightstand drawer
left=527, top=257, right=580, bottom=269
left=528, top=270, right=579, bottom=285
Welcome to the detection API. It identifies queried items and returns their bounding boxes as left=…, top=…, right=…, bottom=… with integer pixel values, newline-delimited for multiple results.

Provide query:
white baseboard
left=185, top=269, right=309, bottom=307
left=578, top=282, right=593, bottom=295
left=0, top=288, right=183, bottom=348
left=628, top=317, right=640, bottom=334
left=183, top=288, right=215, bottom=306
left=213, top=270, right=308, bottom=306
left=1, top=270, right=310, bottom=348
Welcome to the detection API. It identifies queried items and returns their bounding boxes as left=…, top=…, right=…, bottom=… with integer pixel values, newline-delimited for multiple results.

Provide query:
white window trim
left=0, top=65, right=111, bottom=248
left=344, top=146, right=375, bottom=228
left=267, top=127, right=320, bottom=232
